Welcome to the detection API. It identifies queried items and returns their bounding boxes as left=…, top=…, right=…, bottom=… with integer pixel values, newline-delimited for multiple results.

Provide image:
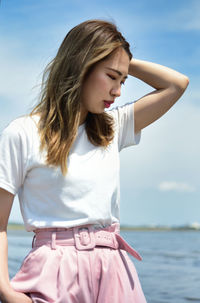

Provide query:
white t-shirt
left=0, top=102, right=141, bottom=231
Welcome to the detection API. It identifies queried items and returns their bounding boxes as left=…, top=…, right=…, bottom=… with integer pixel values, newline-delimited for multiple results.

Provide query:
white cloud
left=0, top=35, right=49, bottom=130
left=189, top=222, right=200, bottom=229
left=159, top=181, right=195, bottom=193
left=0, top=36, right=43, bottom=102
left=126, top=1, right=200, bottom=33
left=167, top=0, right=200, bottom=31
left=179, top=1, right=200, bottom=31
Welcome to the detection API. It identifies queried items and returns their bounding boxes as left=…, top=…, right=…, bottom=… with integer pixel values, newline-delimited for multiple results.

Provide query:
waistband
left=32, top=223, right=142, bottom=261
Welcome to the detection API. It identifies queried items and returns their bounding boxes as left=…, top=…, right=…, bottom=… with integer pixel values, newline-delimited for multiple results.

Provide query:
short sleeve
left=0, top=121, right=28, bottom=195
left=109, top=102, right=141, bottom=151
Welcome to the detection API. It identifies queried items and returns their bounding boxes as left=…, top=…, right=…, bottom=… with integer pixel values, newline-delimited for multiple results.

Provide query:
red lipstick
left=104, top=101, right=114, bottom=108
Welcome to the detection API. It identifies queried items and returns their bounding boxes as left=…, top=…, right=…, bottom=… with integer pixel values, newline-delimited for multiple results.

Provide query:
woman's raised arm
left=129, top=59, right=189, bottom=133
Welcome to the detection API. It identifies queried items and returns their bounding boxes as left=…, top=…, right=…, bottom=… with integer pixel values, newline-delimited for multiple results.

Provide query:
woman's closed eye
left=107, top=74, right=116, bottom=80
left=107, top=74, right=125, bottom=85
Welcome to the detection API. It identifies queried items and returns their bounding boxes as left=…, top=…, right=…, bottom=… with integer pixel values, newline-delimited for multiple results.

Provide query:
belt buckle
left=73, top=226, right=96, bottom=250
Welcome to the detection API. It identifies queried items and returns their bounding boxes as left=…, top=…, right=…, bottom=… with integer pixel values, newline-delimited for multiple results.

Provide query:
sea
left=7, top=229, right=200, bottom=303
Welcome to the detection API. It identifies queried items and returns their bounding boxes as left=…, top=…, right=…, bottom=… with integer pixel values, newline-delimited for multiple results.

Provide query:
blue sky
left=0, top=0, right=199, bottom=226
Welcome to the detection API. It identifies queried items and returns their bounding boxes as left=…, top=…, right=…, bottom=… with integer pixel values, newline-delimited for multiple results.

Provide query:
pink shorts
left=10, top=223, right=147, bottom=303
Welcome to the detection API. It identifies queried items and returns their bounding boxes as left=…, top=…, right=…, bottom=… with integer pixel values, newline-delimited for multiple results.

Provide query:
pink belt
left=32, top=224, right=142, bottom=261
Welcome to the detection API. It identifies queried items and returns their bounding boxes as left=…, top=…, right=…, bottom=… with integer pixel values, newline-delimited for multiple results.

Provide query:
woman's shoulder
left=1, top=114, right=39, bottom=139
left=12, top=114, right=39, bottom=126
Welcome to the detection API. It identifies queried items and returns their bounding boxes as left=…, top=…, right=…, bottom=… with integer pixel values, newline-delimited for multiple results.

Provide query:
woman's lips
left=104, top=101, right=114, bottom=108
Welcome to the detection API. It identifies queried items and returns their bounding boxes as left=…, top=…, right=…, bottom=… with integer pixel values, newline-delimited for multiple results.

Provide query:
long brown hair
left=30, top=19, right=132, bottom=175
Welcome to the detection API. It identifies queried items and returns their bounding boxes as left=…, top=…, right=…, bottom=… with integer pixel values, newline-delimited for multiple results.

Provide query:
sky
left=0, top=0, right=199, bottom=227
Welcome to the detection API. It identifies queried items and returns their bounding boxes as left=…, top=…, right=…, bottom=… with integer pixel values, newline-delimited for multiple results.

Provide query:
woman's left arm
left=129, top=59, right=189, bottom=133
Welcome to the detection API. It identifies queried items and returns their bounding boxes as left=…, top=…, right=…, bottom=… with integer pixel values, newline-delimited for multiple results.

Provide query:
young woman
left=0, top=20, right=189, bottom=303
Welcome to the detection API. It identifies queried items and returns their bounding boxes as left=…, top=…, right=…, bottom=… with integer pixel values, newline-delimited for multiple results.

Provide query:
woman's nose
left=111, top=85, right=121, bottom=97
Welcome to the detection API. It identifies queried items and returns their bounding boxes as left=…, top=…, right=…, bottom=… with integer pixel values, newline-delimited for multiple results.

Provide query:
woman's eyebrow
left=106, top=67, right=128, bottom=79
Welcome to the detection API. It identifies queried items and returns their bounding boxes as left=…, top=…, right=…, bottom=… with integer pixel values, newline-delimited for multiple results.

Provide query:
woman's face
left=80, top=47, right=130, bottom=124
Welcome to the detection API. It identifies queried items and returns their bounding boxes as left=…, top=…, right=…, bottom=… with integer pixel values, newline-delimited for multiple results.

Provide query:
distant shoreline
left=8, top=223, right=200, bottom=232
left=120, top=226, right=200, bottom=231
left=8, top=223, right=26, bottom=231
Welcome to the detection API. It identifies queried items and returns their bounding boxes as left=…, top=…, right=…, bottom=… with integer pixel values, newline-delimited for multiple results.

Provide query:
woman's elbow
left=177, top=75, right=190, bottom=92
left=170, top=75, right=189, bottom=98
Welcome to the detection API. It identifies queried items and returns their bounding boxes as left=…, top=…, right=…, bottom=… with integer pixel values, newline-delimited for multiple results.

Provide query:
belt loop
left=51, top=232, right=57, bottom=250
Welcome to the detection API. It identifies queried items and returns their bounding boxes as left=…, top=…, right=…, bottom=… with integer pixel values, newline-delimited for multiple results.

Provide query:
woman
left=0, top=20, right=189, bottom=303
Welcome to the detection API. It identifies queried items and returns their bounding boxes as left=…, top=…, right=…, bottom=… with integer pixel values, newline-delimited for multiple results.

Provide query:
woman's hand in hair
left=128, top=58, right=189, bottom=133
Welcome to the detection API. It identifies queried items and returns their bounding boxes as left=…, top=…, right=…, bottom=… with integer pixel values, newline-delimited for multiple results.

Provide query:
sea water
left=7, top=230, right=200, bottom=303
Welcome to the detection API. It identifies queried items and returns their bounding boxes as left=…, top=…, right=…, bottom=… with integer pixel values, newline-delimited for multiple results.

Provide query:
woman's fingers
left=1, top=289, right=32, bottom=303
